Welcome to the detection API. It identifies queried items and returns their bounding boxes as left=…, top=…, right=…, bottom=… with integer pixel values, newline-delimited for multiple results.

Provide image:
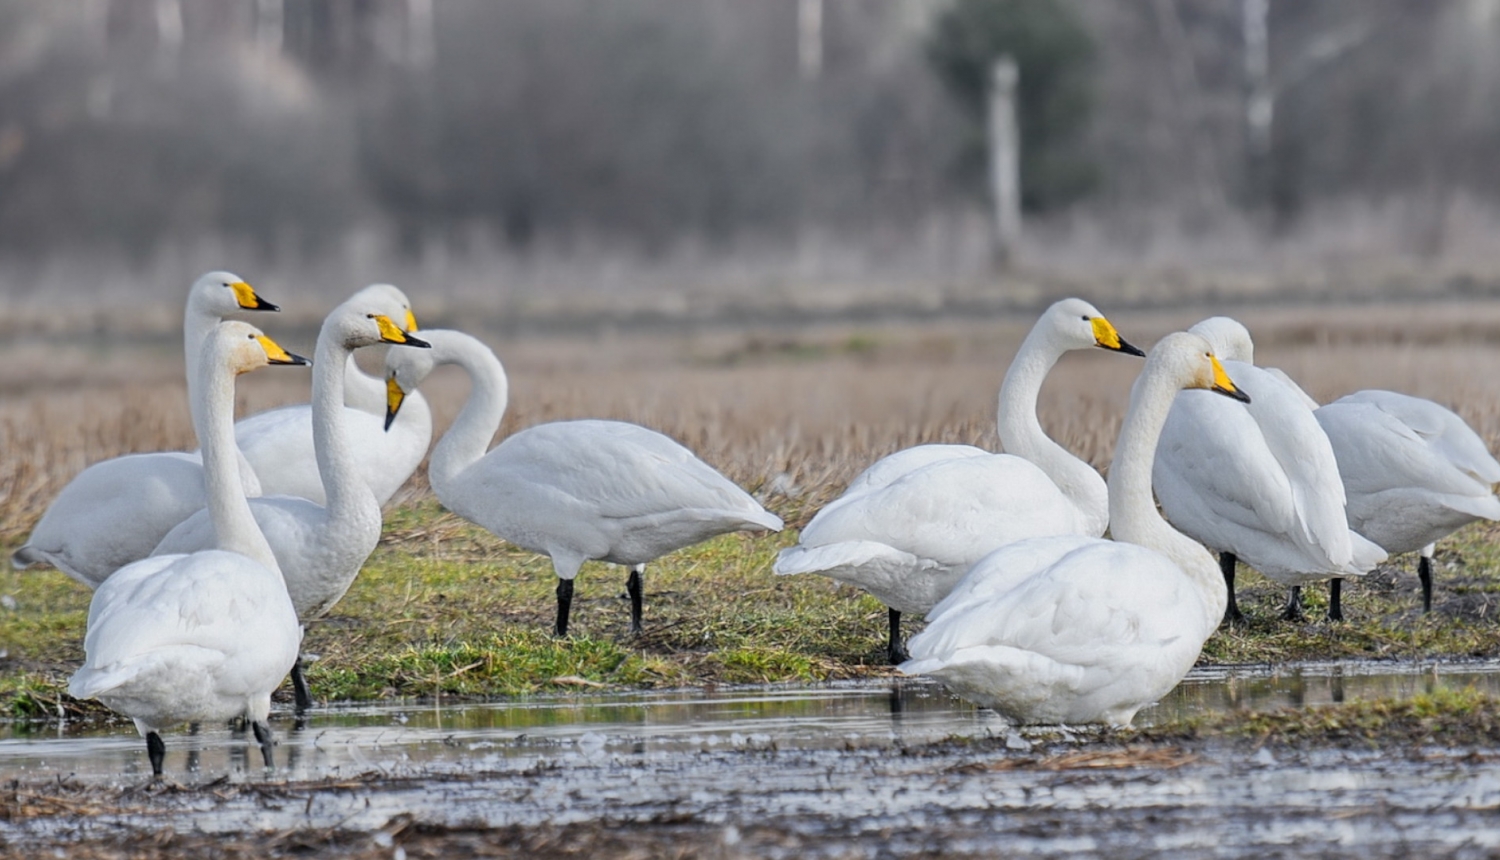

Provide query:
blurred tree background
left=4, top=0, right=1500, bottom=302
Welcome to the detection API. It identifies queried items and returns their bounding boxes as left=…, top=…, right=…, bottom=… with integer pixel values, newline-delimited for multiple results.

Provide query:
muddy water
left=7, top=660, right=1500, bottom=857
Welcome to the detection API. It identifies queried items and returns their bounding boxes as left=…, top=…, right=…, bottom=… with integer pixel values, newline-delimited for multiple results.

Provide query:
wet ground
left=6, top=660, right=1500, bottom=857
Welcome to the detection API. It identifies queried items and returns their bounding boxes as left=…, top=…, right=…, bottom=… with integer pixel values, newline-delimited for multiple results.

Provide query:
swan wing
left=797, top=454, right=1085, bottom=572
left=925, top=534, right=1098, bottom=620
left=840, top=444, right=990, bottom=498
left=477, top=420, right=780, bottom=530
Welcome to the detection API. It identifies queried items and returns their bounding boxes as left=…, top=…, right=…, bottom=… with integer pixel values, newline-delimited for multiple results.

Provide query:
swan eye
left=1080, top=315, right=1090, bottom=321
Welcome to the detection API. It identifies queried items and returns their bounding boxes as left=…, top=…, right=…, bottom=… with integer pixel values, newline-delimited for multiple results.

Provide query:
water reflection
left=4, top=659, right=1499, bottom=782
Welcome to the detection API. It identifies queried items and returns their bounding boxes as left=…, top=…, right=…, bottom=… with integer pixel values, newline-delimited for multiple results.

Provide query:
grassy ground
left=8, top=299, right=1500, bottom=723
left=6, top=502, right=1500, bottom=723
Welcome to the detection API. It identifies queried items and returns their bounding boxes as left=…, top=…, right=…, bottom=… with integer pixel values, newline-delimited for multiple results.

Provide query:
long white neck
left=195, top=338, right=279, bottom=572
left=1107, top=368, right=1225, bottom=623
left=183, top=303, right=217, bottom=436
left=996, top=326, right=1109, bottom=535
left=312, top=322, right=380, bottom=521
left=429, top=333, right=510, bottom=494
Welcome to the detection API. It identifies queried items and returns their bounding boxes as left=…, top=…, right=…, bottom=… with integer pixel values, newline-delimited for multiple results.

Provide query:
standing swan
left=153, top=293, right=431, bottom=711
left=900, top=333, right=1249, bottom=726
left=231, top=284, right=432, bottom=506
left=1152, top=318, right=1385, bottom=623
left=12, top=272, right=278, bottom=585
left=383, top=329, right=784, bottom=637
left=68, top=322, right=307, bottom=776
left=773, top=299, right=1144, bottom=664
left=1316, top=390, right=1500, bottom=613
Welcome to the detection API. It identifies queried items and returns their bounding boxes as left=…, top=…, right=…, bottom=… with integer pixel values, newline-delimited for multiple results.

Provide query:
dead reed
left=5, top=298, right=1500, bottom=543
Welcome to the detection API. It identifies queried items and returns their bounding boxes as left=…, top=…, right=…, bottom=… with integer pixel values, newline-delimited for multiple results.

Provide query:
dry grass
left=5, top=298, right=1500, bottom=542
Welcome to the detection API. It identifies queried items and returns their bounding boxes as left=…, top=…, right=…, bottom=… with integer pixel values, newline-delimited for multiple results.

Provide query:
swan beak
left=385, top=373, right=406, bottom=431
left=1092, top=317, right=1145, bottom=357
left=257, top=335, right=311, bottom=366
left=370, top=314, right=432, bottom=348
left=1209, top=355, right=1251, bottom=403
left=231, top=281, right=279, bottom=312
left=405, top=309, right=419, bottom=332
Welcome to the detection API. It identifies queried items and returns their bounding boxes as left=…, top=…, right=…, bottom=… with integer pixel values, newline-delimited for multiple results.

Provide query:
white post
left=798, top=0, right=823, bottom=81
left=409, top=0, right=435, bottom=68
left=988, top=56, right=1021, bottom=267
left=1243, top=0, right=1273, bottom=205
left=255, top=0, right=283, bottom=53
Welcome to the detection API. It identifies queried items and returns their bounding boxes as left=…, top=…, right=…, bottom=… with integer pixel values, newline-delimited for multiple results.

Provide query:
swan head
left=1187, top=317, right=1254, bottom=364
left=1151, top=331, right=1250, bottom=403
left=215, top=320, right=311, bottom=375
left=1044, top=298, right=1144, bottom=357
left=350, top=283, right=419, bottom=333
left=383, top=332, right=446, bottom=430
left=188, top=271, right=279, bottom=316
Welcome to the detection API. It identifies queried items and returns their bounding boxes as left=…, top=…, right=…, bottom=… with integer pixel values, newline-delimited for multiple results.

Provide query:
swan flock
left=17, top=275, right=1500, bottom=772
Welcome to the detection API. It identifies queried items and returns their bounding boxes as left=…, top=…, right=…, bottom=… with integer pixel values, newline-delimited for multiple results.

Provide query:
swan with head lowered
left=152, top=292, right=431, bottom=711
left=773, top=298, right=1144, bottom=664
left=382, top=329, right=783, bottom=638
left=1315, top=389, right=1500, bottom=614
left=229, top=284, right=432, bottom=507
left=11, top=271, right=279, bottom=585
left=68, top=321, right=307, bottom=777
left=1152, top=317, right=1385, bottom=623
left=900, top=333, right=1249, bottom=727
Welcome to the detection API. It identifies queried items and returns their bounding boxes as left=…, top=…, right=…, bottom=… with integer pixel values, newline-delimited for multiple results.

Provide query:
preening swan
left=773, top=298, right=1144, bottom=664
left=383, top=329, right=783, bottom=637
left=1316, top=389, right=1500, bottom=612
left=232, top=284, right=432, bottom=507
left=153, top=292, right=431, bottom=711
left=68, top=322, right=306, bottom=776
left=1152, top=317, right=1385, bottom=623
left=900, top=333, right=1249, bottom=727
left=11, top=271, right=278, bottom=585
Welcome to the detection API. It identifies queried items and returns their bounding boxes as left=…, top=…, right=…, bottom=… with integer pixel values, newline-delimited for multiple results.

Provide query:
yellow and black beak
left=370, top=314, right=432, bottom=348
left=1091, top=317, right=1145, bottom=357
left=1209, top=355, right=1250, bottom=403
left=405, top=308, right=419, bottom=333
left=231, top=281, right=280, bottom=312
left=256, top=334, right=311, bottom=367
left=385, top=373, right=406, bottom=431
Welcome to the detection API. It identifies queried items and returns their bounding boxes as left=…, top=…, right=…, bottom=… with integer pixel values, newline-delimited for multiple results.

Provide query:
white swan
left=68, top=321, right=306, bottom=776
left=11, top=272, right=279, bottom=585
left=383, top=329, right=783, bottom=637
left=900, top=332, right=1249, bottom=727
left=153, top=293, right=431, bottom=710
left=1316, top=389, right=1500, bottom=612
left=1152, top=317, right=1385, bottom=623
left=773, top=298, right=1144, bottom=664
left=231, top=284, right=432, bottom=507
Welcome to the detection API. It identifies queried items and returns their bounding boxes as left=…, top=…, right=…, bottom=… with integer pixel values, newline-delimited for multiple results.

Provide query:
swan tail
left=1345, top=532, right=1388, bottom=574
left=741, top=508, right=784, bottom=533
left=1441, top=492, right=1500, bottom=523
left=773, top=541, right=920, bottom=577
left=68, top=664, right=144, bottom=700
left=10, top=545, right=45, bottom=570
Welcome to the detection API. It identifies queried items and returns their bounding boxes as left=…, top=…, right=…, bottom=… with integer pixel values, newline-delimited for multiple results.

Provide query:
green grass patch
left=7, top=507, right=1500, bottom=722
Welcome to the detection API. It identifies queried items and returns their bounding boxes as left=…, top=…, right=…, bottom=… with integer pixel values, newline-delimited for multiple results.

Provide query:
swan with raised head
left=11, top=272, right=278, bottom=585
left=153, top=292, right=431, bottom=711
left=231, top=284, right=432, bottom=506
left=1316, top=389, right=1500, bottom=613
left=900, top=332, right=1249, bottom=727
left=382, top=329, right=783, bottom=637
left=1152, top=317, right=1385, bottom=623
left=68, top=321, right=306, bottom=776
left=773, top=298, right=1144, bottom=664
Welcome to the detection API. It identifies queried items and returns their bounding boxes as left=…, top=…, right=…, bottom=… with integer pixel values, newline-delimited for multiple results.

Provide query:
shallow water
left=7, top=660, right=1500, bottom=857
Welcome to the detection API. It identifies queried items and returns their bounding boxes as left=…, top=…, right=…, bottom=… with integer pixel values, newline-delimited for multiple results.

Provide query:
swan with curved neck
left=384, top=329, right=783, bottom=638
left=68, top=321, right=306, bottom=776
left=232, top=284, right=432, bottom=506
left=901, top=333, right=1249, bottom=726
left=12, top=272, right=279, bottom=584
left=153, top=293, right=431, bottom=711
left=773, top=298, right=1144, bottom=664
left=1153, top=316, right=1385, bottom=625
